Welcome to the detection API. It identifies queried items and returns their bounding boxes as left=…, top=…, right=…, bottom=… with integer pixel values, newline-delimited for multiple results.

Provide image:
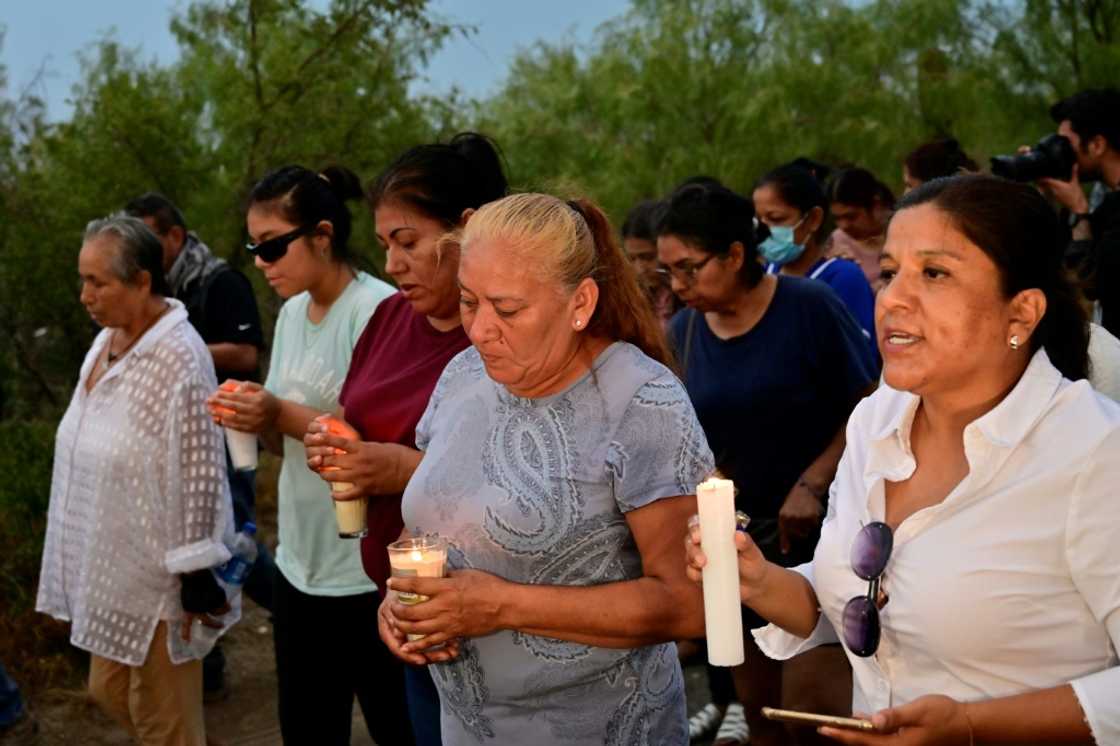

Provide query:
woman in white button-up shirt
left=688, top=175, right=1119, bottom=745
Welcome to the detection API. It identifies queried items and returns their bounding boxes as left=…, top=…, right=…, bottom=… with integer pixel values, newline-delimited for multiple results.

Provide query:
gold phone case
left=761, top=707, right=876, bottom=732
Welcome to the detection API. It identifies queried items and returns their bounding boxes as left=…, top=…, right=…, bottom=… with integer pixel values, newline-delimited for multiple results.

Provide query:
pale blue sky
left=1, top=0, right=630, bottom=121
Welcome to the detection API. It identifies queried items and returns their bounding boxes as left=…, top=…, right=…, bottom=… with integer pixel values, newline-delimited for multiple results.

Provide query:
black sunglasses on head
left=246, top=225, right=313, bottom=263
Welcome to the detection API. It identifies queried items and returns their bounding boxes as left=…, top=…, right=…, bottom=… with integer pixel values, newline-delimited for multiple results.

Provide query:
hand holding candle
left=209, top=381, right=257, bottom=471
left=695, top=477, right=745, bottom=666
left=312, top=414, right=367, bottom=538
left=387, top=535, right=448, bottom=642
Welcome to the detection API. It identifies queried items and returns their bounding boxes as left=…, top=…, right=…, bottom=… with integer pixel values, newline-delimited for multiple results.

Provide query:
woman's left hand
left=305, top=428, right=405, bottom=498
left=389, top=569, right=509, bottom=654
left=819, top=695, right=972, bottom=745
left=778, top=481, right=824, bottom=554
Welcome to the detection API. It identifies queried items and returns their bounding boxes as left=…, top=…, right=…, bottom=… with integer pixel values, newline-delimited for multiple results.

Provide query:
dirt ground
left=11, top=607, right=714, bottom=746
left=10, top=603, right=718, bottom=746
left=10, top=597, right=376, bottom=746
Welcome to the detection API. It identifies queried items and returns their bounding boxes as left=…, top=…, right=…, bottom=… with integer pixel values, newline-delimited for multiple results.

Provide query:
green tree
left=479, top=0, right=1120, bottom=225
left=0, top=0, right=456, bottom=418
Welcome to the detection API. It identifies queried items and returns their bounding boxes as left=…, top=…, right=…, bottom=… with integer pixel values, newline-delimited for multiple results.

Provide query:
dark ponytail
left=569, top=198, right=673, bottom=369
left=896, top=174, right=1089, bottom=381
left=904, top=139, right=978, bottom=183
left=369, top=132, right=508, bottom=227
left=828, top=167, right=895, bottom=211
left=248, top=164, right=364, bottom=264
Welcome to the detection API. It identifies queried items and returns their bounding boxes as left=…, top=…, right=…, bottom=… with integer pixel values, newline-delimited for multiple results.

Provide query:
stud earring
left=574, top=319, right=583, bottom=329
left=1009, top=335, right=1021, bottom=350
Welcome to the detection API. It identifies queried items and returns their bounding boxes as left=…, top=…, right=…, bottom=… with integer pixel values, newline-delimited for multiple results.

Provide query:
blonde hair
left=461, top=193, right=673, bottom=367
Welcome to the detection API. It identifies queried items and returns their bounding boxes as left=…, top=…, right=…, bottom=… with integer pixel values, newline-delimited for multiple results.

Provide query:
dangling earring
left=1009, top=335, right=1021, bottom=351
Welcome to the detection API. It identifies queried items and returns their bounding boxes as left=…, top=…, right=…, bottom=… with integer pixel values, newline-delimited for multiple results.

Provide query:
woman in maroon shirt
left=304, top=132, right=507, bottom=745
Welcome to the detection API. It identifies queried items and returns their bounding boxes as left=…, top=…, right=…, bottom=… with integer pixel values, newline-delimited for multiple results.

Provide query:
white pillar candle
left=697, top=477, right=745, bottom=666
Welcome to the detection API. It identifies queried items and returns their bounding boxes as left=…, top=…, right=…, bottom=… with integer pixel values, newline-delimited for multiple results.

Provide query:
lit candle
left=696, top=477, right=745, bottom=666
left=387, top=535, right=448, bottom=641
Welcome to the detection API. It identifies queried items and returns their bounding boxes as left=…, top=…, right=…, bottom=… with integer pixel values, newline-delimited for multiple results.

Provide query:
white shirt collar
left=868, top=348, right=1064, bottom=446
left=864, top=349, right=1065, bottom=478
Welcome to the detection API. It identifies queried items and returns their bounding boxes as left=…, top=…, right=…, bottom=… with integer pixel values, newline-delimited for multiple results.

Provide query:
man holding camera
left=1038, top=88, right=1120, bottom=334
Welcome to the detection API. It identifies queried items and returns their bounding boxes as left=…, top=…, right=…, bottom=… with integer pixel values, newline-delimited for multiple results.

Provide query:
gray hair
left=83, top=214, right=170, bottom=296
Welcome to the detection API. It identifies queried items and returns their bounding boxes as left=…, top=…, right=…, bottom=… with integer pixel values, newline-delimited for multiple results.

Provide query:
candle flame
left=410, top=549, right=423, bottom=562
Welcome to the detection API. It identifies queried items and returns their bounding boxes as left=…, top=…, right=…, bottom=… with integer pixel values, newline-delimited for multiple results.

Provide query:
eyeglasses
left=246, top=225, right=313, bottom=263
left=841, top=521, right=893, bottom=657
left=656, top=254, right=716, bottom=284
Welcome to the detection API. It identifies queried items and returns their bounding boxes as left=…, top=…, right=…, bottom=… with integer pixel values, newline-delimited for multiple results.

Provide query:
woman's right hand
left=377, top=590, right=460, bottom=666
left=207, top=380, right=279, bottom=434
left=685, top=520, right=772, bottom=605
left=303, top=417, right=336, bottom=472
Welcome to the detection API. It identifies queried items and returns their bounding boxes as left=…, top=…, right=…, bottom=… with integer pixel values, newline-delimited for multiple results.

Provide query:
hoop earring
left=1009, top=335, right=1021, bottom=351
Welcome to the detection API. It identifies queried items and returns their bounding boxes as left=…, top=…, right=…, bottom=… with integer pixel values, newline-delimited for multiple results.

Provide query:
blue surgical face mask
left=758, top=215, right=808, bottom=266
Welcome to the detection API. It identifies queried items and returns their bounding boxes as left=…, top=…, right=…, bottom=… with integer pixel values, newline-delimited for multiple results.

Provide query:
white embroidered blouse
left=37, top=300, right=237, bottom=666
left=755, top=350, right=1120, bottom=745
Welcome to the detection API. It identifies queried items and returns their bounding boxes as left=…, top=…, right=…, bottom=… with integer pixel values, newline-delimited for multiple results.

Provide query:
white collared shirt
left=755, top=350, right=1120, bottom=745
left=37, top=301, right=238, bottom=665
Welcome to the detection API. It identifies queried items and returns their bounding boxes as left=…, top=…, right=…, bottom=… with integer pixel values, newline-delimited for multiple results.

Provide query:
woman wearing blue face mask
left=754, top=162, right=880, bottom=370
left=659, top=182, right=878, bottom=745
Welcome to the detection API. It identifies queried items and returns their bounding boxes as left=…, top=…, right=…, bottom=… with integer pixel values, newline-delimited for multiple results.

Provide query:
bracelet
left=1069, top=211, right=1090, bottom=228
left=797, top=478, right=828, bottom=500
left=962, top=703, right=975, bottom=746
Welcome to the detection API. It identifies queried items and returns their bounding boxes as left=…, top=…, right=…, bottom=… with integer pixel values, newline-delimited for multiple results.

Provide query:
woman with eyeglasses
left=658, top=182, right=877, bottom=746
left=208, top=165, right=401, bottom=745
left=687, top=175, right=1120, bottom=745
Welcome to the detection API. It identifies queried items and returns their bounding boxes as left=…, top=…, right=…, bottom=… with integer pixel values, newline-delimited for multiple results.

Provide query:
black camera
left=990, top=134, right=1076, bottom=182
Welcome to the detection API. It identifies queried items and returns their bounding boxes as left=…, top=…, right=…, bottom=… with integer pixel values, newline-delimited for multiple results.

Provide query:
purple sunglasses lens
left=850, top=521, right=893, bottom=580
left=842, top=595, right=880, bottom=658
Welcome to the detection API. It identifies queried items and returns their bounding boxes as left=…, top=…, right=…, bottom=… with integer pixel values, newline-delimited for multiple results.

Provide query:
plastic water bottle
left=183, top=523, right=256, bottom=658
left=216, top=522, right=258, bottom=588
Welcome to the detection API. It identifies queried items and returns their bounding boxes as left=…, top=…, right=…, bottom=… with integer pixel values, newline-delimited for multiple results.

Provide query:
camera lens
left=989, top=134, right=1076, bottom=182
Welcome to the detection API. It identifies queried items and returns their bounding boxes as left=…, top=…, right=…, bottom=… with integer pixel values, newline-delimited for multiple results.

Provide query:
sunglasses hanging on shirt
left=841, top=521, right=893, bottom=657
left=246, top=225, right=313, bottom=263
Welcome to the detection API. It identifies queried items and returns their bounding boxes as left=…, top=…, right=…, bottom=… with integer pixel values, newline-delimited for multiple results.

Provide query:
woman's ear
left=135, top=269, right=153, bottom=295
left=1008, top=288, right=1047, bottom=347
left=726, top=241, right=746, bottom=273
left=570, top=277, right=601, bottom=330
left=313, top=220, right=335, bottom=256
left=805, top=205, right=825, bottom=235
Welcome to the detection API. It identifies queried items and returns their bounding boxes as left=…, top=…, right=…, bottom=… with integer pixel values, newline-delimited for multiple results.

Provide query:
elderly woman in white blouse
left=37, top=216, right=235, bottom=745
left=687, top=175, right=1120, bottom=745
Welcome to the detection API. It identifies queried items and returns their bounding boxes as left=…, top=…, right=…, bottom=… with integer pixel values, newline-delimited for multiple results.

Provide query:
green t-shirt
left=265, top=272, right=395, bottom=596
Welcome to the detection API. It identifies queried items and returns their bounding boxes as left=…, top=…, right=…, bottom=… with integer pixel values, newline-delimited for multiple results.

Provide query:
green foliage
left=479, top=0, right=1120, bottom=224
left=0, top=0, right=459, bottom=420
left=0, top=419, right=55, bottom=611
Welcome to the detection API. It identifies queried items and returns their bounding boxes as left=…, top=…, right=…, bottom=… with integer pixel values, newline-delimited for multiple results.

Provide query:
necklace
left=106, top=301, right=171, bottom=366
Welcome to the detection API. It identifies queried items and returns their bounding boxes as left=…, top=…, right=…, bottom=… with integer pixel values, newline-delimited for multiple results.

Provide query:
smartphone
left=761, top=707, right=876, bottom=732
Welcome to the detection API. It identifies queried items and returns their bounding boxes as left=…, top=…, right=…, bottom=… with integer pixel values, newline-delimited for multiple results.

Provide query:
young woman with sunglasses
left=659, top=182, right=877, bottom=746
left=208, top=165, right=401, bottom=745
left=687, top=175, right=1120, bottom=745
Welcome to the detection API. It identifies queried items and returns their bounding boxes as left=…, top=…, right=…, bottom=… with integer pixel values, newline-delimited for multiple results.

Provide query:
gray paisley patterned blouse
left=402, top=342, right=715, bottom=745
